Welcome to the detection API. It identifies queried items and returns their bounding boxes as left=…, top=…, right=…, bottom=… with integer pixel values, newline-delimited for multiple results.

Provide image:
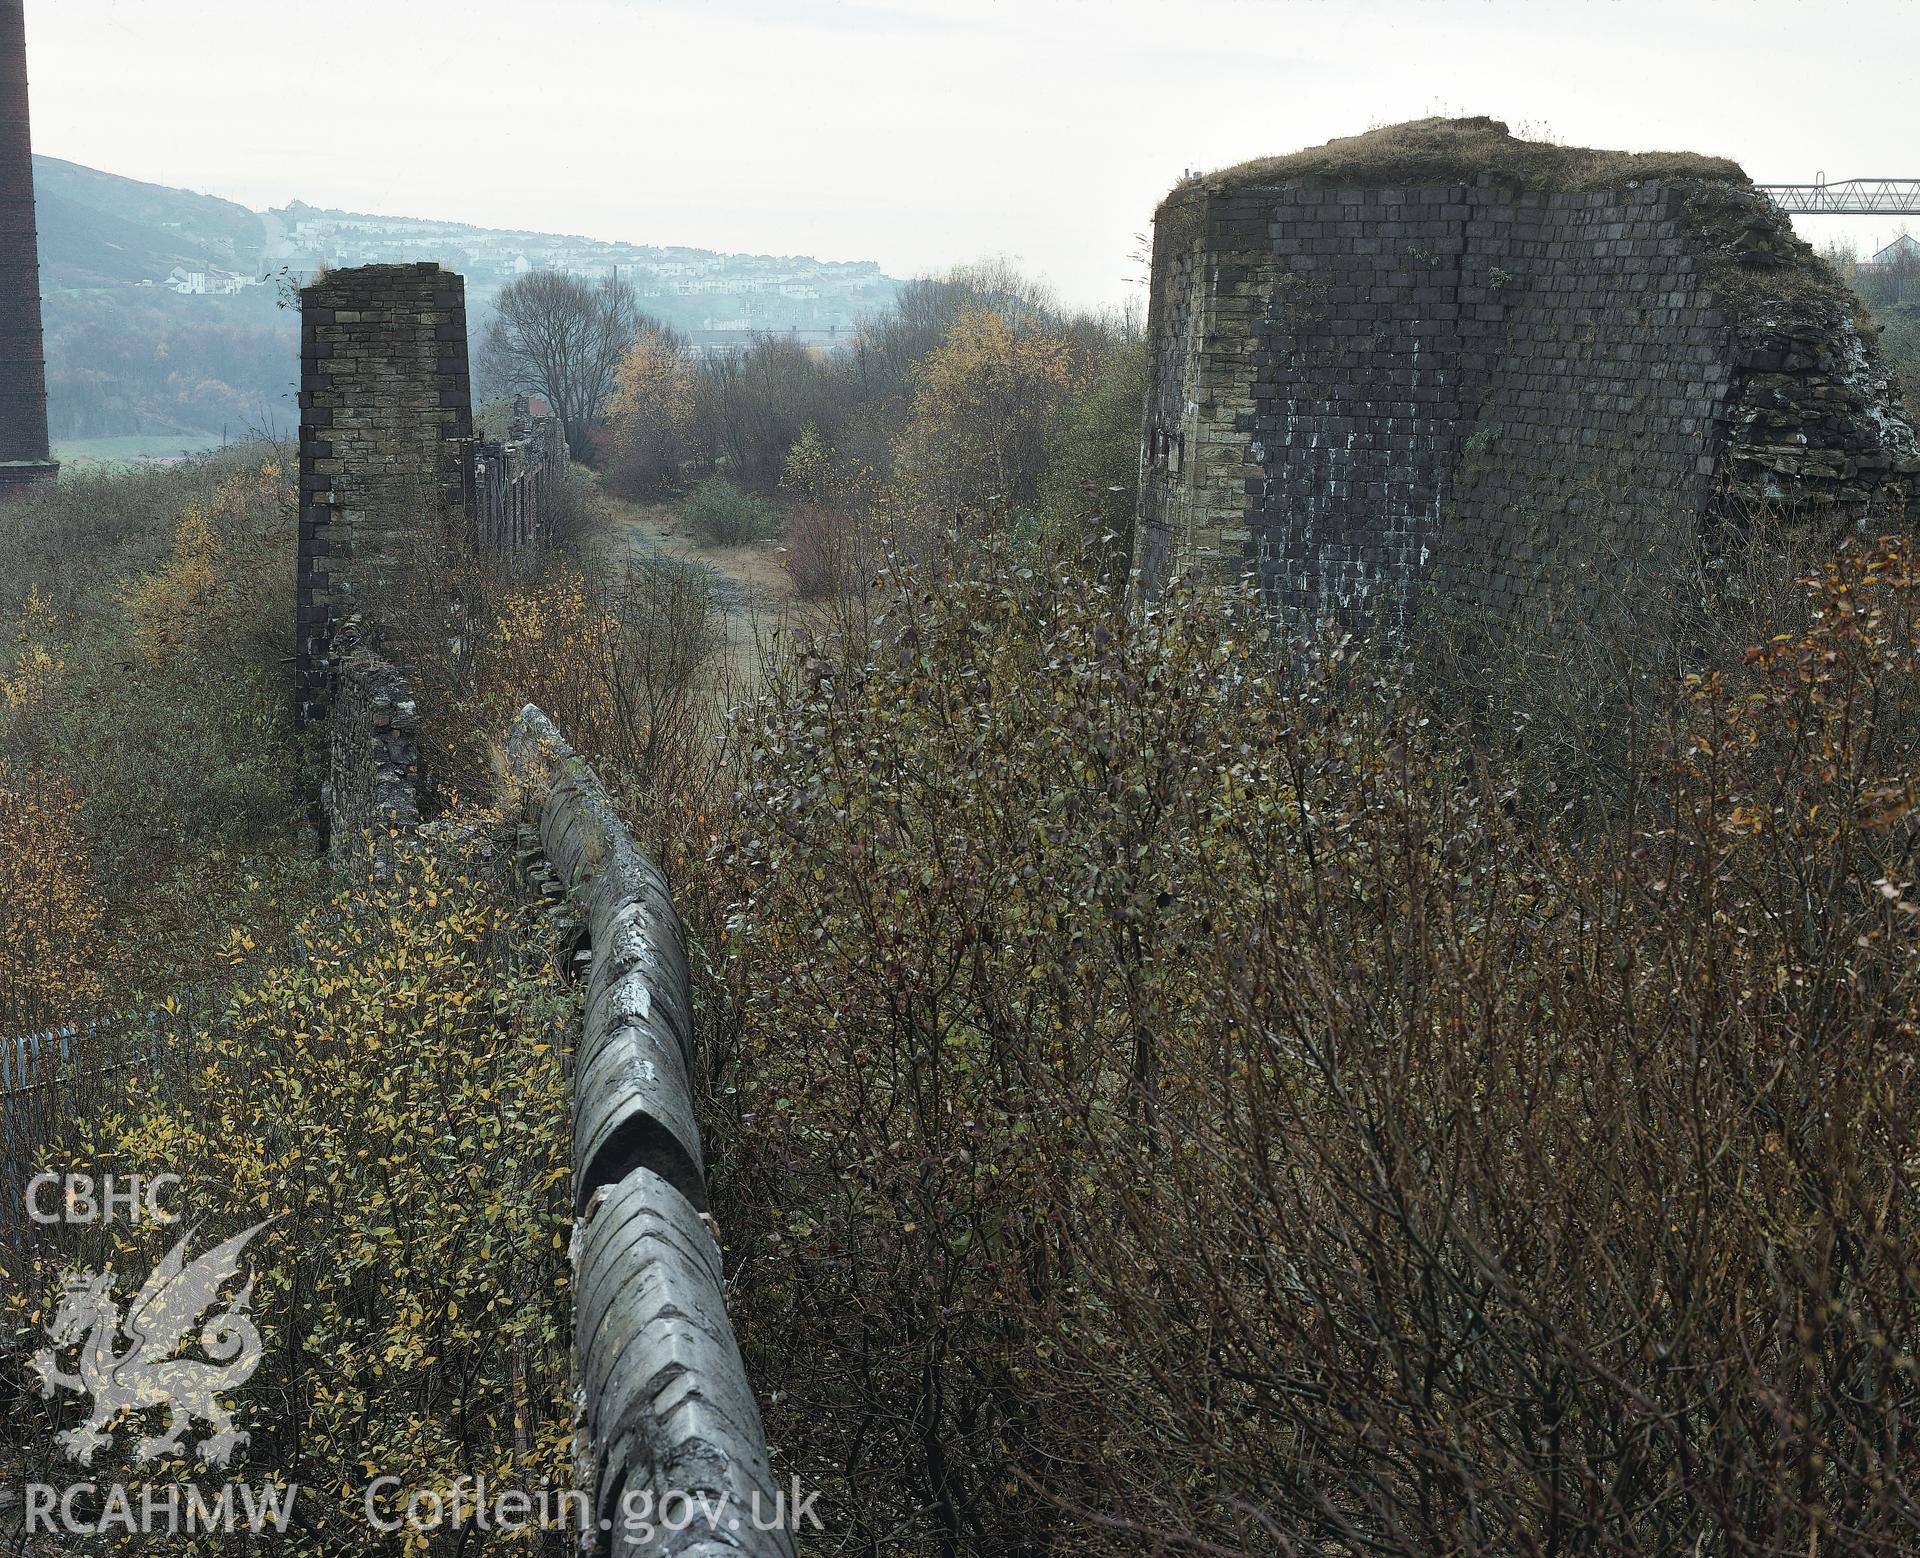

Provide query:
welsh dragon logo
left=28, top=1219, right=276, bottom=1468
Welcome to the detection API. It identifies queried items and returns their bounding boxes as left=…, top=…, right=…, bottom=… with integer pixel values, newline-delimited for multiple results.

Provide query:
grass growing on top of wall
left=1170, top=115, right=1748, bottom=208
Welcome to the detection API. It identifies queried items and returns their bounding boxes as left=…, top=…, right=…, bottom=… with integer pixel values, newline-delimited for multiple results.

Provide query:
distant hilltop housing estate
left=269, top=202, right=896, bottom=339
left=32, top=154, right=904, bottom=442
left=144, top=265, right=261, bottom=295
left=278, top=203, right=860, bottom=302
left=31, top=156, right=901, bottom=350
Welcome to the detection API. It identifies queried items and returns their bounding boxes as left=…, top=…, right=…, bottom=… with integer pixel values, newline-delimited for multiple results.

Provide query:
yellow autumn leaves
left=48, top=824, right=577, bottom=1554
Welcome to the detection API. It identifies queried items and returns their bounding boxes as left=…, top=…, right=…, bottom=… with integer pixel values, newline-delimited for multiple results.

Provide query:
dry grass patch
left=1168, top=115, right=1748, bottom=211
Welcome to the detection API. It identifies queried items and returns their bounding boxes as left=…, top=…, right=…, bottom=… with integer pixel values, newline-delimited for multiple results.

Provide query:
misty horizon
left=22, top=0, right=1920, bottom=311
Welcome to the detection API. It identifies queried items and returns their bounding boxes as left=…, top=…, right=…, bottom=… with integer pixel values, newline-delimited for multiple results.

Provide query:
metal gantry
left=1756, top=178, right=1920, bottom=216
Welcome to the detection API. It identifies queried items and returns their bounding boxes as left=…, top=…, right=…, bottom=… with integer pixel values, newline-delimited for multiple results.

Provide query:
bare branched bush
left=367, top=519, right=729, bottom=832
left=537, top=462, right=599, bottom=555
left=476, top=270, right=642, bottom=455
left=779, top=502, right=855, bottom=600
left=681, top=528, right=1920, bottom=1557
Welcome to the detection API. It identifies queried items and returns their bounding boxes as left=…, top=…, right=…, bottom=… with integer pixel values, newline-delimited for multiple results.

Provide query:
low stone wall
left=474, top=395, right=569, bottom=551
left=321, top=621, right=421, bottom=873
left=506, top=705, right=788, bottom=1558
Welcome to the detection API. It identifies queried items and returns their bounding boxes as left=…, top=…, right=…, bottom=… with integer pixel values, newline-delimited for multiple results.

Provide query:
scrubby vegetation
left=681, top=474, right=778, bottom=546
left=0, top=457, right=587, bottom=1553
left=0, top=451, right=316, bottom=1037
left=8, top=239, right=1920, bottom=1557
left=667, top=527, right=1920, bottom=1555
left=592, top=262, right=1145, bottom=588
left=4, top=832, right=577, bottom=1552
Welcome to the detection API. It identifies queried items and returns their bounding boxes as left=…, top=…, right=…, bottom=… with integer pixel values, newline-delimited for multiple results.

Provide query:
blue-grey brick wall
left=1135, top=173, right=1920, bottom=633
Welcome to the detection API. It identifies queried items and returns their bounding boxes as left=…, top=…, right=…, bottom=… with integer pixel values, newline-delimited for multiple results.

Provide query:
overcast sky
left=22, top=0, right=1920, bottom=309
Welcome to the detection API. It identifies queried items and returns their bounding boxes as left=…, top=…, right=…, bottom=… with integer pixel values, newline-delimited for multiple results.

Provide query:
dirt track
left=586, top=483, right=804, bottom=690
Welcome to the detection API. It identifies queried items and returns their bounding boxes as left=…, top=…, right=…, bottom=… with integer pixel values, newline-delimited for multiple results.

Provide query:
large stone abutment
left=1133, top=117, right=1920, bottom=632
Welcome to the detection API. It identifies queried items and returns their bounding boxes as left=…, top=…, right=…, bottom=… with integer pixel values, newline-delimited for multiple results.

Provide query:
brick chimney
left=0, top=0, right=56, bottom=500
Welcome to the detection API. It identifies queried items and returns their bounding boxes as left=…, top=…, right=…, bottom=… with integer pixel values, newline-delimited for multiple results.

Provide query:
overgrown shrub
left=1036, top=333, right=1146, bottom=555
left=779, top=502, right=853, bottom=601
left=688, top=531, right=1920, bottom=1556
left=605, top=324, right=699, bottom=500
left=0, top=442, right=293, bottom=634
left=775, top=424, right=886, bottom=602
left=0, top=757, right=106, bottom=1038
left=366, top=526, right=727, bottom=835
left=0, top=452, right=312, bottom=1001
left=536, top=462, right=598, bottom=554
left=5, top=821, right=575, bottom=1553
left=1411, top=507, right=1843, bottom=818
left=891, top=304, right=1091, bottom=520
left=682, top=475, right=776, bottom=547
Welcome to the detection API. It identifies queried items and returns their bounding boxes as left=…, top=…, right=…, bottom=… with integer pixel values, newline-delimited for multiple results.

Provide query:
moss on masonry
left=1163, top=116, right=1746, bottom=213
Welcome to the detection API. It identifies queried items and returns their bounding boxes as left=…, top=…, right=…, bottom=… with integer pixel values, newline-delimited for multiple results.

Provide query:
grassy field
left=53, top=432, right=222, bottom=470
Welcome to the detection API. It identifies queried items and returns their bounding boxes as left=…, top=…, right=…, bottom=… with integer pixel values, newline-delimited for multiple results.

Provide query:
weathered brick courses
left=0, top=0, right=57, bottom=501
left=295, top=263, right=473, bottom=724
left=1135, top=152, right=1920, bottom=635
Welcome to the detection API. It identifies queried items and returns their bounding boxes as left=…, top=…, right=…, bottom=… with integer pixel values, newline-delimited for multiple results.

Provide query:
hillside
left=33, top=154, right=265, bottom=288
left=265, top=200, right=898, bottom=335
left=30, top=156, right=903, bottom=445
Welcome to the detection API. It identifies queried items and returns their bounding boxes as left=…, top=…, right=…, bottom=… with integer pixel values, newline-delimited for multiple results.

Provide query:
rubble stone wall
left=322, top=621, right=421, bottom=873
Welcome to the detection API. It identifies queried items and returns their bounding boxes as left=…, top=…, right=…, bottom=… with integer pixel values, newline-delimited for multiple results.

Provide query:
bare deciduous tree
left=476, top=270, right=642, bottom=455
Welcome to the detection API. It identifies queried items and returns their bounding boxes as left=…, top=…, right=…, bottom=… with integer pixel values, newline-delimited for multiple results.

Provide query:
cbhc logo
left=25, top=1173, right=180, bottom=1224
